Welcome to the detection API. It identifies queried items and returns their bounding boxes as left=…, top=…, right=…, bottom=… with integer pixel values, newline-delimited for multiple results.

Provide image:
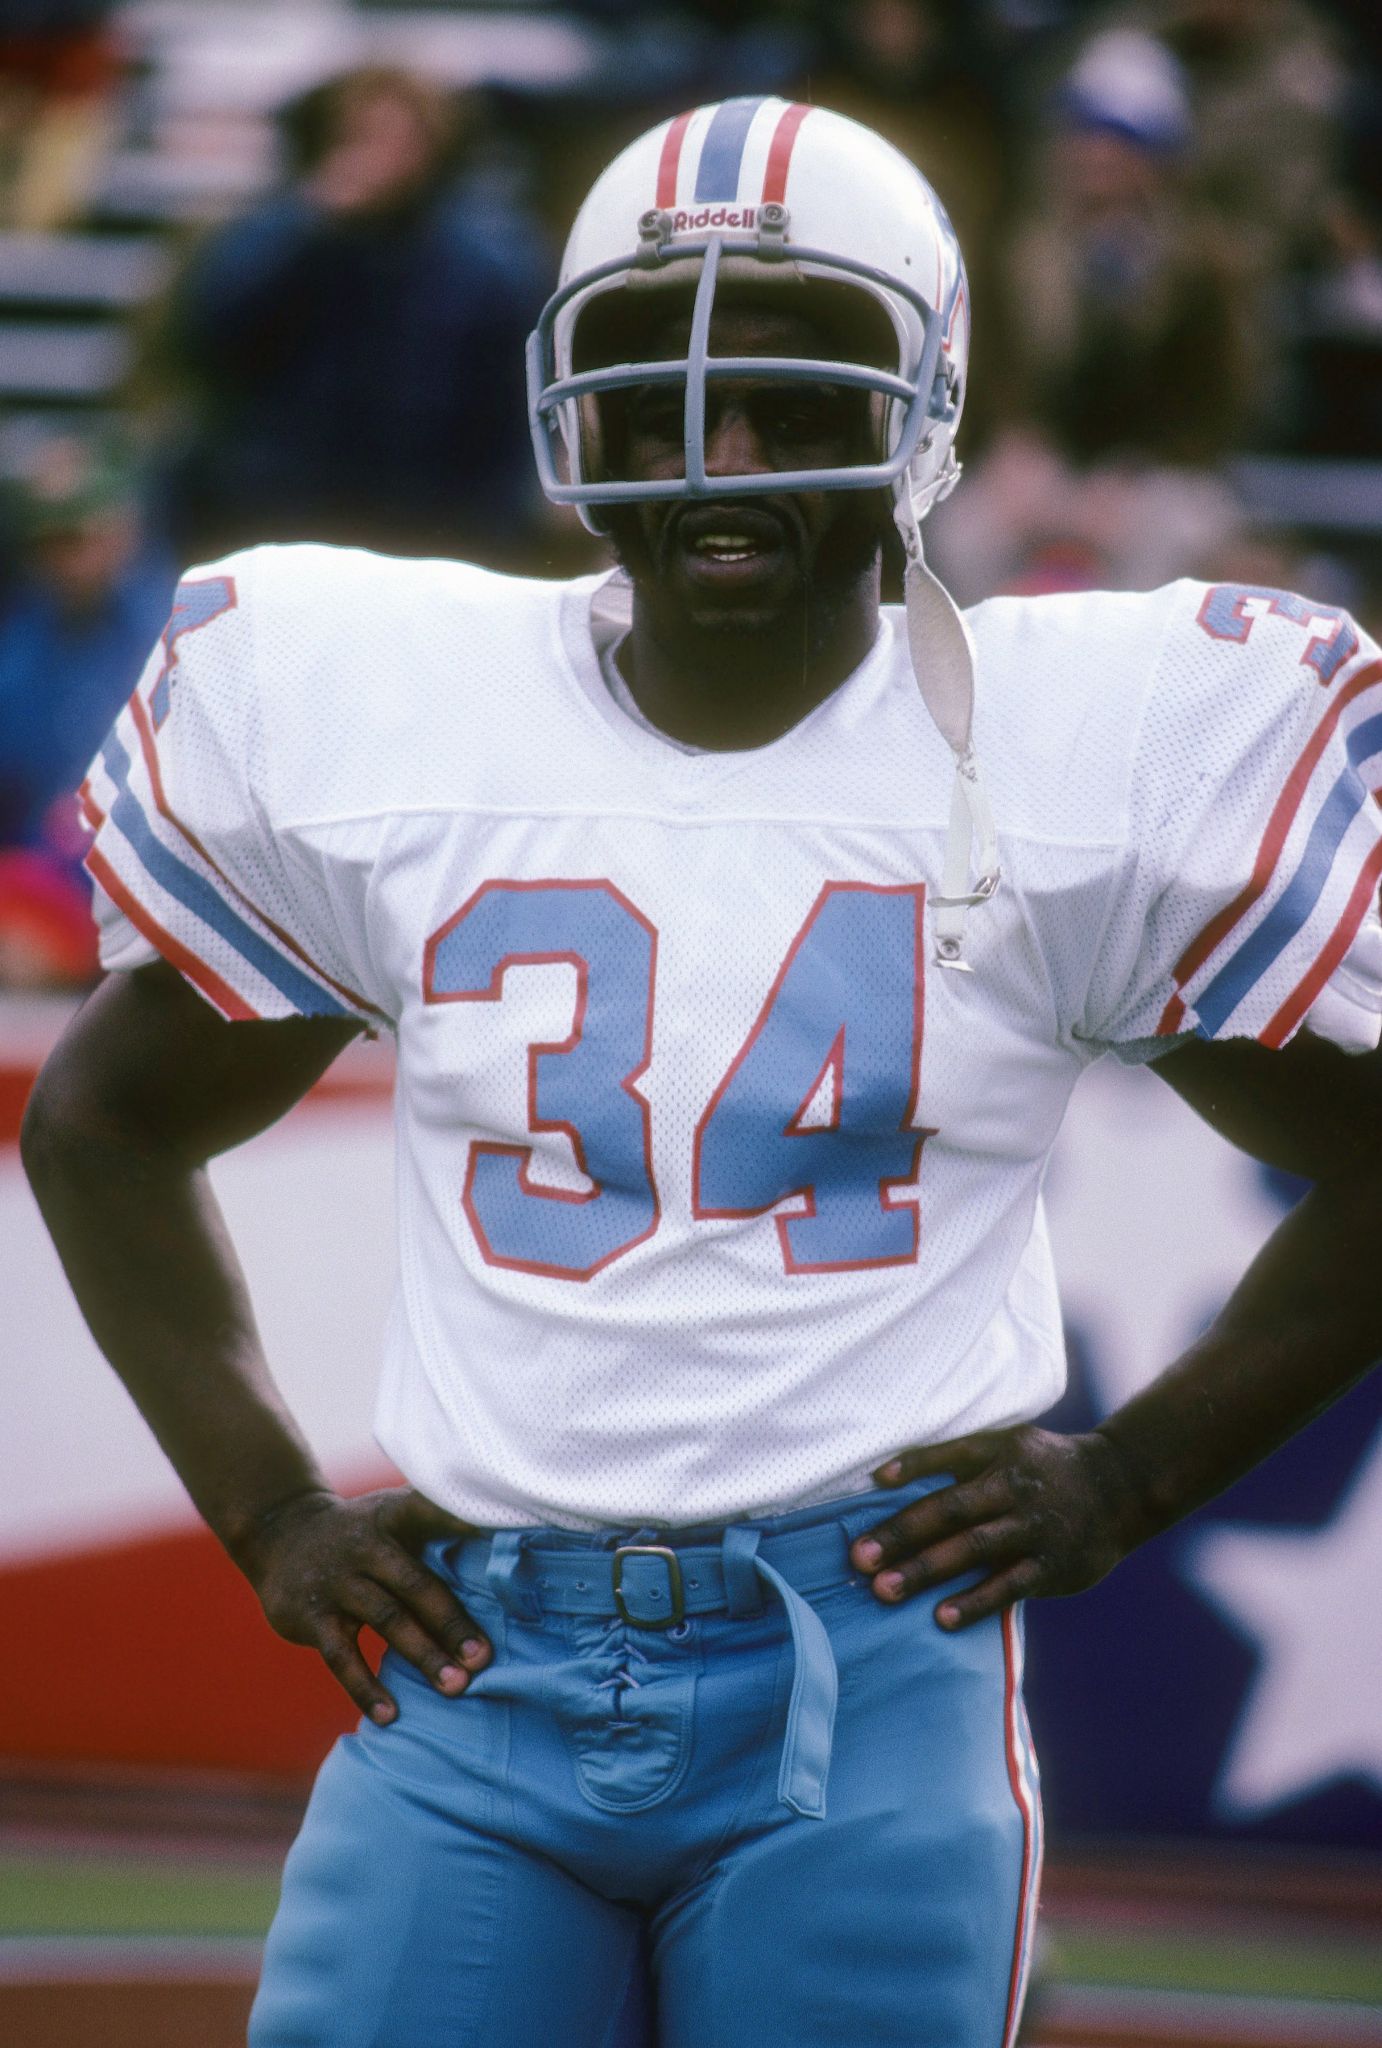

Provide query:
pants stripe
left=1000, top=1606, right=1042, bottom=2048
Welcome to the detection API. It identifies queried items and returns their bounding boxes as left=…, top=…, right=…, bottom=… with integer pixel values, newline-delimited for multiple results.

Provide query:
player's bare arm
left=852, top=1027, right=1382, bottom=1623
left=21, top=958, right=493, bottom=1725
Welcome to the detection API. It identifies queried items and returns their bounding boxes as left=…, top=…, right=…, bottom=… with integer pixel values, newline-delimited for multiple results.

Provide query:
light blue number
left=424, top=880, right=658, bottom=1281
left=150, top=576, right=237, bottom=729
left=693, top=883, right=928, bottom=1273
left=1197, top=584, right=1359, bottom=686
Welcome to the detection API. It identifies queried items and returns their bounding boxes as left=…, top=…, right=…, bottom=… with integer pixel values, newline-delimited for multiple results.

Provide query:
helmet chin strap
left=894, top=491, right=1000, bottom=971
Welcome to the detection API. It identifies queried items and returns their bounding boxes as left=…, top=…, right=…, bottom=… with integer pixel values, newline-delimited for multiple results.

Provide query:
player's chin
left=679, top=582, right=800, bottom=636
left=663, top=543, right=806, bottom=634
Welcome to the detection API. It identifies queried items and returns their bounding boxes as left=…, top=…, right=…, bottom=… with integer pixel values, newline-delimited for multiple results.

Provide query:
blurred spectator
left=161, top=65, right=552, bottom=566
left=1001, top=30, right=1258, bottom=464
left=928, top=423, right=1242, bottom=601
left=799, top=1, right=1005, bottom=243
left=0, top=1, right=120, bottom=231
left=1134, top=0, right=1347, bottom=277
left=794, top=1, right=1008, bottom=443
left=0, top=432, right=173, bottom=868
left=931, top=29, right=1250, bottom=603
left=1201, top=522, right=1361, bottom=617
left=1275, top=83, right=1382, bottom=456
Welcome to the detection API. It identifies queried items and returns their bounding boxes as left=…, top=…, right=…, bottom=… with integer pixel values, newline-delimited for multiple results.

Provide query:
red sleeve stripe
left=1259, top=812, right=1382, bottom=1048
left=1159, top=992, right=1187, bottom=1036
left=85, top=845, right=260, bottom=1022
left=77, top=779, right=104, bottom=832
left=1158, top=659, right=1382, bottom=1033
left=761, top=102, right=813, bottom=206
left=656, top=110, right=695, bottom=208
left=127, top=690, right=387, bottom=1022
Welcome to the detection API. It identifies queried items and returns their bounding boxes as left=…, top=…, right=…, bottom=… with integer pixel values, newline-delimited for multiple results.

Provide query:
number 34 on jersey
left=424, top=878, right=929, bottom=1284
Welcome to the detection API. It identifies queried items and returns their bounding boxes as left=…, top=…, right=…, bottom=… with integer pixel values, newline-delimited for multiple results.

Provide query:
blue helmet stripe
left=694, top=98, right=766, bottom=203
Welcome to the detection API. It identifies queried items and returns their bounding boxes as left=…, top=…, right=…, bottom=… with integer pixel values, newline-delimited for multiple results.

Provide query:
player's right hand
left=235, top=1487, right=492, bottom=1725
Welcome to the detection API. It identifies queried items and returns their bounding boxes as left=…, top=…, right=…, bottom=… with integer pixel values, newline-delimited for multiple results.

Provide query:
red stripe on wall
left=0, top=1521, right=355, bottom=1773
left=656, top=110, right=694, bottom=208
left=761, top=102, right=813, bottom=205
left=0, top=1066, right=33, bottom=1146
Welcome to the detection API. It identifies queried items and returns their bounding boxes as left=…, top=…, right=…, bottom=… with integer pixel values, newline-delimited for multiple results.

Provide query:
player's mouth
left=668, top=503, right=795, bottom=591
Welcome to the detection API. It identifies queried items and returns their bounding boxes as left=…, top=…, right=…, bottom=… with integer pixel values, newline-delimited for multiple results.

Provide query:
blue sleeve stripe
left=694, top=97, right=767, bottom=202
left=101, top=728, right=351, bottom=1019
left=1194, top=710, right=1382, bottom=1034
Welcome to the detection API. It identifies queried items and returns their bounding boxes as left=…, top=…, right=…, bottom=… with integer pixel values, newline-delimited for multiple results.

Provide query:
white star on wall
left=1184, top=1425, right=1382, bottom=1817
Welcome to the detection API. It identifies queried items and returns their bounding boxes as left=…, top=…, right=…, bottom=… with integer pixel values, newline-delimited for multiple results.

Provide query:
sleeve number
left=424, top=879, right=928, bottom=1282
left=1197, top=583, right=1358, bottom=686
left=149, top=576, right=237, bottom=729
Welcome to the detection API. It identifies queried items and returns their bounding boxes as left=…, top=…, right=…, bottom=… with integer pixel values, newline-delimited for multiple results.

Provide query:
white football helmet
left=528, top=96, right=970, bottom=537
left=528, top=98, right=997, bottom=965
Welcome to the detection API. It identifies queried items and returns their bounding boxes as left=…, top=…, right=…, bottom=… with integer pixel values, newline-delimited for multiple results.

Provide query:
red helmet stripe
left=656, top=110, right=695, bottom=209
left=761, top=102, right=813, bottom=205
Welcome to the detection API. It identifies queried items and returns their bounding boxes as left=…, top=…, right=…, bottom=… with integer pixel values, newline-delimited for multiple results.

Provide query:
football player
left=23, top=99, right=1382, bottom=2047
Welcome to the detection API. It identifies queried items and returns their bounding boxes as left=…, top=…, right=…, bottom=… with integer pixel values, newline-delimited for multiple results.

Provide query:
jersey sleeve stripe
left=1158, top=658, right=1382, bottom=1029
left=127, top=689, right=387, bottom=1023
left=1159, top=991, right=1187, bottom=1036
left=77, top=778, right=103, bottom=832
left=1259, top=817, right=1382, bottom=1049
left=94, top=726, right=352, bottom=1020
left=1186, top=712, right=1382, bottom=1036
left=86, top=843, right=260, bottom=1021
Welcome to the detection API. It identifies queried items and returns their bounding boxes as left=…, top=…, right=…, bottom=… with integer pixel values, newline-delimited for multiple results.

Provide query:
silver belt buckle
left=611, top=1544, right=685, bottom=1630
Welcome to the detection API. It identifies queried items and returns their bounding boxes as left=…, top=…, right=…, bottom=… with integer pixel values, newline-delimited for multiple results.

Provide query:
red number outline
left=422, top=878, right=660, bottom=1282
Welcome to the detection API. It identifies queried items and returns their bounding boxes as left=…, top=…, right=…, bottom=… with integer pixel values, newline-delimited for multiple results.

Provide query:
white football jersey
left=82, top=546, right=1382, bottom=1528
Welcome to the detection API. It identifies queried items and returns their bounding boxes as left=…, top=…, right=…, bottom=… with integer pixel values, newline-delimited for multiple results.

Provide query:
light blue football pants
left=249, top=1479, right=1042, bottom=2048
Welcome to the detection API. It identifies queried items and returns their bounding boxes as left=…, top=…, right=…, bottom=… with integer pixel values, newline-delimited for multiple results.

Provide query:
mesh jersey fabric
left=83, top=546, right=1382, bottom=1528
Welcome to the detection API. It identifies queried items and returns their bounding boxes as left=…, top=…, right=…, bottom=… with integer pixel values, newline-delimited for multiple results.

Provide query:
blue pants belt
left=450, top=1511, right=871, bottom=1820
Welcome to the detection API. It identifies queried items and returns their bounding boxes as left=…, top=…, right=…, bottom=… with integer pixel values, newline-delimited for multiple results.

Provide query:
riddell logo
left=672, top=206, right=756, bottom=231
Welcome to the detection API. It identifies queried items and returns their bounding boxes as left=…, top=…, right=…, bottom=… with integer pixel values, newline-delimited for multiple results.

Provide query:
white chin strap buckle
left=933, top=870, right=1001, bottom=911
left=930, top=752, right=1001, bottom=970
left=932, top=868, right=1001, bottom=971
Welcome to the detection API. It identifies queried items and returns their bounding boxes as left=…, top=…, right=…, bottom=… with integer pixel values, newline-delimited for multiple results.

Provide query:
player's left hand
left=849, top=1425, right=1147, bottom=1629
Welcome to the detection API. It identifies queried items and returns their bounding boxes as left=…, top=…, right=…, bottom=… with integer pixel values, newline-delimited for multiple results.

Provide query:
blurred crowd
left=1, top=0, right=1380, bottom=989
